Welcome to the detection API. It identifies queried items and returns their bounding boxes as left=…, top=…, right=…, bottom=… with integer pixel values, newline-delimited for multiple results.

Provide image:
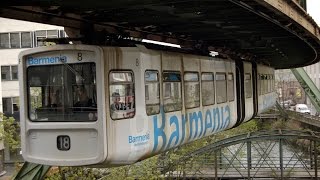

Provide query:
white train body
left=19, top=45, right=276, bottom=166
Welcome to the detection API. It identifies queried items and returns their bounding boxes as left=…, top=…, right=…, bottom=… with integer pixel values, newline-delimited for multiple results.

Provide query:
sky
left=307, top=0, right=320, bottom=25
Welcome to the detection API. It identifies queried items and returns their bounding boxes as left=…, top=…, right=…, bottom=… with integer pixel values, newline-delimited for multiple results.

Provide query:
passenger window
left=163, top=71, right=182, bottom=112
left=145, top=70, right=160, bottom=115
left=201, top=73, right=215, bottom=106
left=272, top=75, right=275, bottom=92
left=260, top=74, right=264, bottom=95
left=268, top=75, right=271, bottom=93
left=228, top=73, right=234, bottom=101
left=264, top=74, right=268, bottom=94
left=216, top=73, right=227, bottom=104
left=245, top=73, right=252, bottom=98
left=258, top=74, right=261, bottom=95
left=184, top=72, right=200, bottom=109
left=109, top=71, right=135, bottom=120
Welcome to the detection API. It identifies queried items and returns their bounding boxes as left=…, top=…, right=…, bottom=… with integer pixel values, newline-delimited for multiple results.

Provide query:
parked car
left=295, top=104, right=311, bottom=114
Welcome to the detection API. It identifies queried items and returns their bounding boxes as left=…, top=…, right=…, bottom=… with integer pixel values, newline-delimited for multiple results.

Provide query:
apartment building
left=0, top=17, right=65, bottom=170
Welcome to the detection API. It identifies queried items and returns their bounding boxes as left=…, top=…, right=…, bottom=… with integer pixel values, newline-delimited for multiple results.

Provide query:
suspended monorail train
left=19, top=44, right=276, bottom=166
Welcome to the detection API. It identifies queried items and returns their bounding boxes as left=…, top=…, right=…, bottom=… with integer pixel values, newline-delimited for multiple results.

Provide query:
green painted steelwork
left=291, top=68, right=320, bottom=113
left=13, top=162, right=51, bottom=180
left=164, top=130, right=320, bottom=179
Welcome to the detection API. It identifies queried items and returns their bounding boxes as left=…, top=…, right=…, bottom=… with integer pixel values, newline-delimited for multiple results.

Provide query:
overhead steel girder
left=0, top=0, right=319, bottom=69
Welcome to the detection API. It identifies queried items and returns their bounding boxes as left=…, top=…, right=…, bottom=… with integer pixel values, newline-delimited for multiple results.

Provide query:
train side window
left=201, top=73, right=215, bottom=106
left=163, top=71, right=182, bottom=112
left=145, top=70, right=160, bottom=115
left=109, top=71, right=135, bottom=120
left=245, top=73, right=252, bottom=98
left=272, top=75, right=275, bottom=91
left=264, top=74, right=268, bottom=94
left=268, top=75, right=271, bottom=93
left=227, top=73, right=234, bottom=101
left=216, top=73, right=227, bottom=104
left=261, top=74, right=264, bottom=94
left=258, top=74, right=261, bottom=95
left=184, top=72, right=200, bottom=109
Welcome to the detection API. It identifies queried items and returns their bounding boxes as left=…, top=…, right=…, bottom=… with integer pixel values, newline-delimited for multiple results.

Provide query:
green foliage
left=45, top=167, right=106, bottom=180
left=0, top=114, right=20, bottom=152
left=46, top=156, right=161, bottom=180
left=106, top=156, right=161, bottom=180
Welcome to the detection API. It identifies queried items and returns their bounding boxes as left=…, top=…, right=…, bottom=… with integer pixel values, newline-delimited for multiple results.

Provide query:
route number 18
left=57, top=135, right=71, bottom=151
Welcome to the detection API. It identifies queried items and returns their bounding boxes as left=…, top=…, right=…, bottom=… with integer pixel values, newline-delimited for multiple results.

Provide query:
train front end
left=19, top=45, right=106, bottom=166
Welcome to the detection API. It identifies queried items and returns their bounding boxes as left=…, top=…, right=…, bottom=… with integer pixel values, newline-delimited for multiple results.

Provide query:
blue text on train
left=27, top=55, right=67, bottom=65
left=152, top=105, right=231, bottom=153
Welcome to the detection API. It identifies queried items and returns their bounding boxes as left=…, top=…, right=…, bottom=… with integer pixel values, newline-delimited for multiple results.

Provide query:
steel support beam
left=291, top=68, right=320, bottom=113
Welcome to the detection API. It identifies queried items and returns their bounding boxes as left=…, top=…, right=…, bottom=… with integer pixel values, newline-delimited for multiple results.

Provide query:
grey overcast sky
left=307, top=0, right=320, bottom=25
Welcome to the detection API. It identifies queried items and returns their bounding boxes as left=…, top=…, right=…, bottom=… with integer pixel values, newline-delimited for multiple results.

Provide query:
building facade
left=304, top=62, right=320, bottom=115
left=0, top=17, right=65, bottom=170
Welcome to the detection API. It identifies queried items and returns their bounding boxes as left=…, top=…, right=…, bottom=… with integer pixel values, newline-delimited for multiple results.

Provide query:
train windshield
left=27, top=62, right=97, bottom=122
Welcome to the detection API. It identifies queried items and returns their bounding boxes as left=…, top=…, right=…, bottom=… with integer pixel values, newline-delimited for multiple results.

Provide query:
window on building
left=12, top=66, right=18, bottom=80
left=145, top=70, right=160, bottom=115
left=227, top=73, right=234, bottom=101
left=1, top=65, right=18, bottom=81
left=245, top=73, right=252, bottom=98
left=2, top=97, right=20, bottom=121
left=0, top=33, right=9, bottom=48
left=109, top=71, right=135, bottom=120
left=216, top=73, right=227, bottom=103
left=10, top=33, right=20, bottom=48
left=201, top=73, right=215, bottom=106
left=0, top=32, right=33, bottom=49
left=1, top=66, right=10, bottom=81
left=35, top=30, right=59, bottom=47
left=163, top=71, right=182, bottom=112
left=184, top=72, right=200, bottom=109
left=21, top=32, right=32, bottom=48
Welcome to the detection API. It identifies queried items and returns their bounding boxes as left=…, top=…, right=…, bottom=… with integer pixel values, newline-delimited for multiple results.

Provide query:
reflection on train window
left=245, top=73, right=252, bottom=98
left=216, top=73, right=227, bottom=104
left=201, top=73, right=215, bottom=106
left=145, top=70, right=160, bottom=115
left=184, top=72, right=200, bottom=109
left=163, top=71, right=182, bottom=112
left=109, top=71, right=135, bottom=120
left=27, top=63, right=97, bottom=122
left=227, top=73, right=234, bottom=101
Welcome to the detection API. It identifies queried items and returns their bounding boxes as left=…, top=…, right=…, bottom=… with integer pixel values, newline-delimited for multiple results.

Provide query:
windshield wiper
left=59, top=58, right=85, bottom=82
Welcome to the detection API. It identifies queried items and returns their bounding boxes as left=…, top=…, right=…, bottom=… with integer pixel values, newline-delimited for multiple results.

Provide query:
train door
left=183, top=55, right=201, bottom=142
left=251, top=62, right=258, bottom=117
left=156, top=52, right=184, bottom=151
left=233, top=60, right=245, bottom=127
left=243, top=62, right=254, bottom=122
